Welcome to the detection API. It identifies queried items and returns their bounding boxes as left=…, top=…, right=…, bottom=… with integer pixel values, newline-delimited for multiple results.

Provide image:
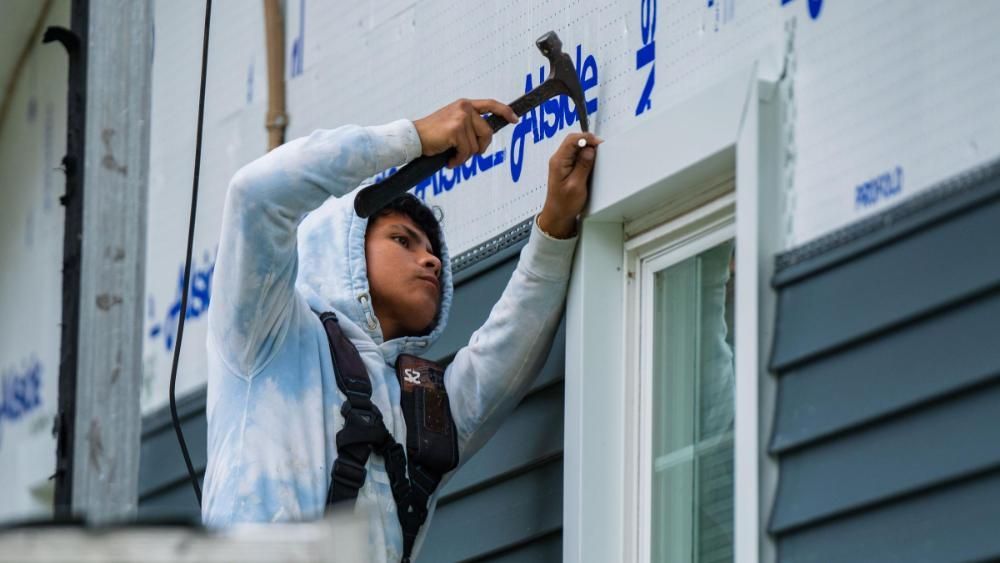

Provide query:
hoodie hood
left=295, top=184, right=453, bottom=355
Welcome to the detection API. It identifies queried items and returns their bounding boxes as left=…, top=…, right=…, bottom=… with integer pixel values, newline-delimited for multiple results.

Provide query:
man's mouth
left=417, top=275, right=439, bottom=291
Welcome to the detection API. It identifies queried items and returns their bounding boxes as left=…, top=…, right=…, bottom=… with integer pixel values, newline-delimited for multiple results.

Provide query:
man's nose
left=421, top=251, right=441, bottom=277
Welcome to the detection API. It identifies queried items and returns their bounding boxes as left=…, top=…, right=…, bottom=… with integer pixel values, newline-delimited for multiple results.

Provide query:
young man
left=202, top=98, right=600, bottom=561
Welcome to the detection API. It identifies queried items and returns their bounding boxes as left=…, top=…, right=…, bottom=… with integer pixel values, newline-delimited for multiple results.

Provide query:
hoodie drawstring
left=357, top=293, right=378, bottom=331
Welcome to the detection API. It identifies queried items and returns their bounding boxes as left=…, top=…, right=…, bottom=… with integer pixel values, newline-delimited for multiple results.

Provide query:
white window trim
left=564, top=62, right=783, bottom=563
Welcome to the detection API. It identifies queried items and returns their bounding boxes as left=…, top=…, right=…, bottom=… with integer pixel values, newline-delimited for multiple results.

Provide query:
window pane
left=650, top=239, right=735, bottom=563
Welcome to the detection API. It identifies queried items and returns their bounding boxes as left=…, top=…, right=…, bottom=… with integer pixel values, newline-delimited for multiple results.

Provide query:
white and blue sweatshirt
left=201, top=119, right=577, bottom=562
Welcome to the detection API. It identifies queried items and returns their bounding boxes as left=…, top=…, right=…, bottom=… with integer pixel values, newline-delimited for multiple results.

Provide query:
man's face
left=365, top=211, right=442, bottom=341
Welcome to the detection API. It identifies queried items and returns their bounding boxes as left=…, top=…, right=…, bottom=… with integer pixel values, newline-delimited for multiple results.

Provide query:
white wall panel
left=138, top=0, right=1000, bottom=418
left=790, top=0, right=1000, bottom=244
left=140, top=0, right=781, bottom=413
left=142, top=0, right=268, bottom=410
left=0, top=0, right=70, bottom=522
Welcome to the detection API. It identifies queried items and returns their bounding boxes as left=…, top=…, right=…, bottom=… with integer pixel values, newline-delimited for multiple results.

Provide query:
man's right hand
left=413, top=99, right=518, bottom=169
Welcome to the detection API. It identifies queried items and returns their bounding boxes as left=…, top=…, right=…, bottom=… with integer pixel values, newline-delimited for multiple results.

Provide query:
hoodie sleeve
left=443, top=218, right=578, bottom=462
left=208, top=120, right=422, bottom=376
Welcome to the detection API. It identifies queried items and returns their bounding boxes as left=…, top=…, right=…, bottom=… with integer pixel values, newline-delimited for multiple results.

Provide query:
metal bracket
left=42, top=26, right=81, bottom=54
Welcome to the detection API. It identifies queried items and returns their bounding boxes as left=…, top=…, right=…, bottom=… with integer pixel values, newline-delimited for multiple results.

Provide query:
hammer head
left=535, top=31, right=589, bottom=132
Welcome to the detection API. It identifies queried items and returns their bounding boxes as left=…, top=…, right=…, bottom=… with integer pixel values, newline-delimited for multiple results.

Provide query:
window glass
left=650, top=239, right=735, bottom=563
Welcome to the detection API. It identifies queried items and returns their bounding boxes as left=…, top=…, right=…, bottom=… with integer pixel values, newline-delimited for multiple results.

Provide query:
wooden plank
left=480, top=531, right=562, bottom=563
left=441, top=383, right=564, bottom=498
left=771, top=380, right=1000, bottom=533
left=70, top=0, right=153, bottom=523
left=772, top=287, right=1000, bottom=452
left=420, top=460, right=562, bottom=562
left=778, top=469, right=1000, bottom=563
left=771, top=191, right=1000, bottom=370
left=138, top=411, right=206, bottom=503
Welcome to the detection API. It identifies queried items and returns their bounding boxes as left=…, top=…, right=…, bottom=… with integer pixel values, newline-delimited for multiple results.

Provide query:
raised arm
left=445, top=132, right=602, bottom=460
left=208, top=121, right=421, bottom=376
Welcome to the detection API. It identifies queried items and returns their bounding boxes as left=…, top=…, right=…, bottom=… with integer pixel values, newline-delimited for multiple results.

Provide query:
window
left=631, top=199, right=735, bottom=563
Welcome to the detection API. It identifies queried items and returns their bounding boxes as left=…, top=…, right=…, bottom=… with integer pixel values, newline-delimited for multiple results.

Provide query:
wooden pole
left=58, top=0, right=153, bottom=524
left=264, top=0, right=287, bottom=151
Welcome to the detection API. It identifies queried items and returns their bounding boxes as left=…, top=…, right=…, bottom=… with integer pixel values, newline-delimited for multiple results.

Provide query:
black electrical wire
left=169, top=0, right=213, bottom=507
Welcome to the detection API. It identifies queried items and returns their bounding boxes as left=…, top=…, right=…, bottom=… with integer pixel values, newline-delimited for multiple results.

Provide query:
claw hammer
left=354, top=31, right=590, bottom=218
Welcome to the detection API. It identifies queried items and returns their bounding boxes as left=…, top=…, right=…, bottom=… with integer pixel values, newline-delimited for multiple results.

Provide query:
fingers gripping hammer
left=354, top=31, right=590, bottom=218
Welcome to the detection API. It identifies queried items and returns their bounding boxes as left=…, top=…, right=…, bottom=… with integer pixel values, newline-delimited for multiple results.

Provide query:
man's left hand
left=538, top=132, right=603, bottom=239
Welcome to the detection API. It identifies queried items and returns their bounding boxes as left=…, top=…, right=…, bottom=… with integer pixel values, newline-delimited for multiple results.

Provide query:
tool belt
left=318, top=311, right=459, bottom=563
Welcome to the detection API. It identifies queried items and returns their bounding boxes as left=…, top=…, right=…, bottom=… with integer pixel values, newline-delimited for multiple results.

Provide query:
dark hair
left=366, top=194, right=444, bottom=260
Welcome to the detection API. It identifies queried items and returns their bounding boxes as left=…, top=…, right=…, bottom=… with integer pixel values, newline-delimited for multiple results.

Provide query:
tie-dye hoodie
left=201, top=119, right=577, bottom=561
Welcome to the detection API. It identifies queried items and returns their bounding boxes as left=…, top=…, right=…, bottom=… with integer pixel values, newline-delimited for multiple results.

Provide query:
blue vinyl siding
left=768, top=159, right=1000, bottom=562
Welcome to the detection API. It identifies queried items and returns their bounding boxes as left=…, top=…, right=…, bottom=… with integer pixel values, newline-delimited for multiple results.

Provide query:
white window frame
left=630, top=197, right=735, bottom=563
left=564, top=62, right=784, bottom=563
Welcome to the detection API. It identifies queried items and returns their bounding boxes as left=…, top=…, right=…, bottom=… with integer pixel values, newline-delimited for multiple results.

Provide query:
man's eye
left=392, top=235, right=409, bottom=247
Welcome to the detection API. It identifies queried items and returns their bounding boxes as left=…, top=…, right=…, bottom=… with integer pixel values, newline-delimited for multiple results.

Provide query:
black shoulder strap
left=318, top=312, right=460, bottom=562
left=319, top=312, right=391, bottom=505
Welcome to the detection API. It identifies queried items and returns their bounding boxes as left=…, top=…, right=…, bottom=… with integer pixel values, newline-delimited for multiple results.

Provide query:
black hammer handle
left=353, top=81, right=572, bottom=218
